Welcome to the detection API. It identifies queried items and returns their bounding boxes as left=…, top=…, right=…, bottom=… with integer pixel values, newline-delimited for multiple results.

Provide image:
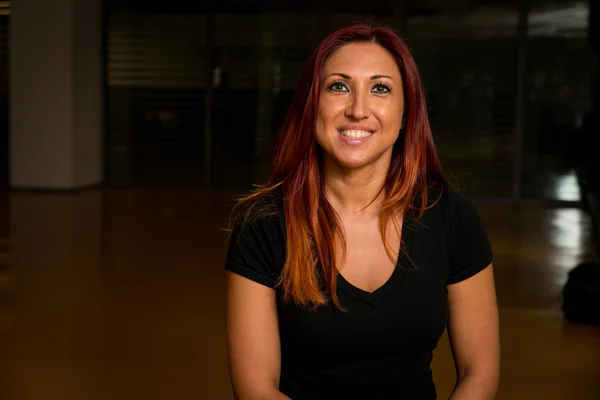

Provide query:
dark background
left=0, top=0, right=598, bottom=207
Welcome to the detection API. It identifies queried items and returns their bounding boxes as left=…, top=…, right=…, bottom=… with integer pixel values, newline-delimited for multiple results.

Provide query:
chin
left=326, top=146, right=394, bottom=172
left=332, top=155, right=377, bottom=170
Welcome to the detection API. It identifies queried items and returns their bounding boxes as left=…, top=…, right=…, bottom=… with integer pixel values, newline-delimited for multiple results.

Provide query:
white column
left=9, top=0, right=103, bottom=190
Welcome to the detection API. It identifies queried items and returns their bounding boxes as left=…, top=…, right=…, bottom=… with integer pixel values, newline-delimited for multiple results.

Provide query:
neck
left=323, top=157, right=390, bottom=216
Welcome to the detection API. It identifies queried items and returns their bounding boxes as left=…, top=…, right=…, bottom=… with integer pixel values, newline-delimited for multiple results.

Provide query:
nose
left=345, top=89, right=370, bottom=120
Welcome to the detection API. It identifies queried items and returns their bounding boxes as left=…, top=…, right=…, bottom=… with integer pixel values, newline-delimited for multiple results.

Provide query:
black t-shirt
left=225, top=184, right=493, bottom=400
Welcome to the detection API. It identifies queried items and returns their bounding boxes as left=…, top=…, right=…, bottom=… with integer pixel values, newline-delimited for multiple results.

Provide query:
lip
left=337, top=125, right=376, bottom=146
left=338, top=124, right=375, bottom=133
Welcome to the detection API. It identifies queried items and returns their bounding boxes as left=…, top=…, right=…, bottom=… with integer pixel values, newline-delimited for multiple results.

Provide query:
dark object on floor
left=562, top=261, right=600, bottom=324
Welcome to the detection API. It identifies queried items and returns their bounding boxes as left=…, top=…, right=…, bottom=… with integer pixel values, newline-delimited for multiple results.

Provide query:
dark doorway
left=0, top=17, right=8, bottom=187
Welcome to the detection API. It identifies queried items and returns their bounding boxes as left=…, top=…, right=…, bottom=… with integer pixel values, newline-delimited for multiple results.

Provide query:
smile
left=339, top=129, right=373, bottom=139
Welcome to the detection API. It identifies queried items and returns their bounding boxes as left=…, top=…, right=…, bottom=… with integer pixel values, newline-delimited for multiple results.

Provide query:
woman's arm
left=226, top=271, right=291, bottom=400
left=447, top=264, right=500, bottom=400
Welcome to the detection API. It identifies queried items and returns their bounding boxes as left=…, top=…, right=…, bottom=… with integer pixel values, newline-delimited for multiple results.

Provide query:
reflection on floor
left=442, top=157, right=581, bottom=202
left=1, top=188, right=599, bottom=399
left=433, top=130, right=583, bottom=202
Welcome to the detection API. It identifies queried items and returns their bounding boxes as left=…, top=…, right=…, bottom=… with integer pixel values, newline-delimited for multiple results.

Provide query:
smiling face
left=315, top=42, right=405, bottom=172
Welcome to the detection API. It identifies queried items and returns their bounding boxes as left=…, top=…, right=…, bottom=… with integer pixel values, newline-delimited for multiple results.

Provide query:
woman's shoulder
left=410, top=182, right=483, bottom=229
left=225, top=188, right=286, bottom=288
left=426, top=183, right=489, bottom=242
left=422, top=182, right=477, bottom=213
left=230, top=187, right=285, bottom=239
left=441, top=183, right=481, bottom=216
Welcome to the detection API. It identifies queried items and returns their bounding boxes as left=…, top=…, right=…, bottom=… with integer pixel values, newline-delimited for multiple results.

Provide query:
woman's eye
left=329, top=82, right=348, bottom=92
left=373, top=84, right=391, bottom=94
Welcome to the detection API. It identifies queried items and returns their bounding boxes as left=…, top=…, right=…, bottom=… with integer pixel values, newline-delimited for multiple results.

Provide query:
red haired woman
left=225, top=23, right=500, bottom=400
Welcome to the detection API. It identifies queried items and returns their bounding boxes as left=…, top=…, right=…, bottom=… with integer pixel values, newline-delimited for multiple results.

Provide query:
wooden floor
left=1, top=188, right=599, bottom=399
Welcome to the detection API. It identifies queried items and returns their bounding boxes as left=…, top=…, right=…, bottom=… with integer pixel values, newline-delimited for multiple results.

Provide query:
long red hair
left=232, top=23, right=446, bottom=310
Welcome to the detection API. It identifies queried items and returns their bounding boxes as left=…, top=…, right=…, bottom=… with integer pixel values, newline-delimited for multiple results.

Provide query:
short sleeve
left=445, top=188, right=494, bottom=285
left=225, top=209, right=285, bottom=289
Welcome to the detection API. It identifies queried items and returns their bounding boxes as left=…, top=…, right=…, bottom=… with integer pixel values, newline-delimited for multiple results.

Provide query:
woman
left=225, top=23, right=500, bottom=399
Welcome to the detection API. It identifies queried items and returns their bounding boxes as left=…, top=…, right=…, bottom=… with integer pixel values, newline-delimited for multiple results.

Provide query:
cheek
left=315, top=106, right=327, bottom=138
left=315, top=106, right=331, bottom=148
left=374, top=104, right=403, bottom=132
left=316, top=99, right=340, bottom=135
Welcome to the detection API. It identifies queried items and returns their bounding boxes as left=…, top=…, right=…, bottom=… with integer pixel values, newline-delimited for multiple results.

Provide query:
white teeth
left=340, top=130, right=372, bottom=139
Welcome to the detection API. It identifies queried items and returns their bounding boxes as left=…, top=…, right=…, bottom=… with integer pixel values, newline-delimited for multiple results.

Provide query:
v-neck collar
left=337, top=215, right=417, bottom=307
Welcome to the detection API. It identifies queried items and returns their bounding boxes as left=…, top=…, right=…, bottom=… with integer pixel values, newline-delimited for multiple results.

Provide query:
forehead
left=322, top=42, right=401, bottom=78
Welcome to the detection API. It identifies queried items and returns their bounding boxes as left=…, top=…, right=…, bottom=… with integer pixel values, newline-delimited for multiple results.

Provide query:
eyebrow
left=327, top=73, right=394, bottom=80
